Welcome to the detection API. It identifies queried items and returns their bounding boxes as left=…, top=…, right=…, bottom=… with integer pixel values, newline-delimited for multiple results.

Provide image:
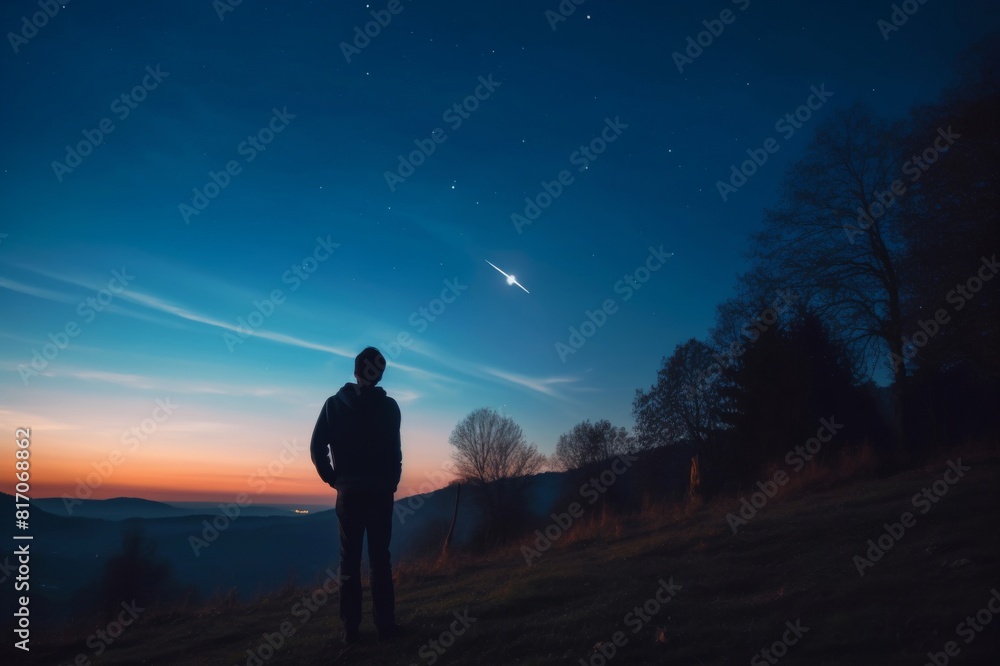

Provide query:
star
left=485, top=260, right=530, bottom=294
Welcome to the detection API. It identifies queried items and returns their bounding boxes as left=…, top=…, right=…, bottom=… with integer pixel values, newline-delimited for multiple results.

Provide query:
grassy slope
left=33, top=447, right=1000, bottom=666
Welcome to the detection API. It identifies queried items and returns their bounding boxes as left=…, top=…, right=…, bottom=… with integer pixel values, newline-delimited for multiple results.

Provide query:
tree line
left=632, top=39, right=999, bottom=494
left=446, top=39, right=998, bottom=541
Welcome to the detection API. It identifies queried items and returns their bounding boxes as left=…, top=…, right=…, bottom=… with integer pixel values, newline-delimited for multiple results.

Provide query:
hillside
left=6, top=444, right=693, bottom=630
left=31, top=445, right=1000, bottom=665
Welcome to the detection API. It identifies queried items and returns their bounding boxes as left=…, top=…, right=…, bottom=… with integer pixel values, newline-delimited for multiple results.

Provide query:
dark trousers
left=335, top=487, right=395, bottom=632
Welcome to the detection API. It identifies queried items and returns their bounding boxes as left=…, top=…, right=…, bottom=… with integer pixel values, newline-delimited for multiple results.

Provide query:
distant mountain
left=167, top=501, right=331, bottom=517
left=32, top=496, right=194, bottom=520
left=30, top=496, right=327, bottom=521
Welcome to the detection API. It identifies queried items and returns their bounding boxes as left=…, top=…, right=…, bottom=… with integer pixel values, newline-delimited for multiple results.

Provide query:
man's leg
left=366, top=490, right=397, bottom=634
left=335, top=489, right=364, bottom=638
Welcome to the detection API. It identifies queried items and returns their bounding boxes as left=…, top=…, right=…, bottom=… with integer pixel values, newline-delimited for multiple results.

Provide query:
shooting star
left=485, top=260, right=530, bottom=294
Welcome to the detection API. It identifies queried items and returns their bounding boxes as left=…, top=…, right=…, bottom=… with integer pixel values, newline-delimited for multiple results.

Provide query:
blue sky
left=1, top=0, right=996, bottom=503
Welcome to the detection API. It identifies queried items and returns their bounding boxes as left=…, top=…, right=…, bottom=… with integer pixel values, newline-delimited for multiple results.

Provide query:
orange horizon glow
left=23, top=442, right=457, bottom=505
left=26, top=464, right=454, bottom=506
left=4, top=399, right=463, bottom=508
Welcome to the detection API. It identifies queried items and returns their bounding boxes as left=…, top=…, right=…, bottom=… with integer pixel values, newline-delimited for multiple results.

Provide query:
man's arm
left=310, top=399, right=337, bottom=487
left=392, top=400, right=402, bottom=492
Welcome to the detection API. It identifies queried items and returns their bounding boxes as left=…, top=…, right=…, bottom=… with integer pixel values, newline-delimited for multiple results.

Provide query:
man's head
left=354, top=346, right=386, bottom=387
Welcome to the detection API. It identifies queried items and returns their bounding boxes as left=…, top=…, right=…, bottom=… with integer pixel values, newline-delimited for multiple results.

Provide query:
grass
left=33, top=442, right=1000, bottom=665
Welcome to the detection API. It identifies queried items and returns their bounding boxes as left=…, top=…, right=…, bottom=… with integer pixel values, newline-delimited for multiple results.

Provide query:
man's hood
left=335, top=383, right=387, bottom=411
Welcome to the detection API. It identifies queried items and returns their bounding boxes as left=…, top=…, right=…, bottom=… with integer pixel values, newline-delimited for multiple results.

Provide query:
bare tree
left=449, top=408, right=544, bottom=541
left=450, top=407, right=544, bottom=484
left=750, top=103, right=909, bottom=446
left=553, top=419, right=633, bottom=471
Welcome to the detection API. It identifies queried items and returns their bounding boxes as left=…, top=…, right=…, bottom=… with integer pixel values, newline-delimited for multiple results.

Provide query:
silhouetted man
left=311, top=346, right=402, bottom=644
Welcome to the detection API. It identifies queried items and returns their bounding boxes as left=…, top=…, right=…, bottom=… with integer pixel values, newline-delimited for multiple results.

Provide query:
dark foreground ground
left=30, top=444, right=1000, bottom=665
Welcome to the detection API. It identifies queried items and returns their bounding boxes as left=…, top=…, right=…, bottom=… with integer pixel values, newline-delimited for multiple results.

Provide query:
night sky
left=1, top=0, right=996, bottom=504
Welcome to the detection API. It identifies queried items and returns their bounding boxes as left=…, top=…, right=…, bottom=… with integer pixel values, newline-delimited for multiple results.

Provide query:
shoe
left=344, top=628, right=360, bottom=645
left=377, top=623, right=404, bottom=641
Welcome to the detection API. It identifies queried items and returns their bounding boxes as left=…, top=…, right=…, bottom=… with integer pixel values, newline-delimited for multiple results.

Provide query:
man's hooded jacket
left=311, top=383, right=402, bottom=493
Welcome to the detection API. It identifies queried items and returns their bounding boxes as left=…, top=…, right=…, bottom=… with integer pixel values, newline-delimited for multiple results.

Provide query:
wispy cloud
left=474, top=366, right=580, bottom=398
left=51, top=368, right=290, bottom=398
left=116, top=290, right=474, bottom=386
left=3, top=263, right=463, bottom=386
left=391, top=389, right=421, bottom=403
left=0, top=407, right=82, bottom=432
left=403, top=338, right=584, bottom=399
left=0, top=271, right=188, bottom=330
left=6, top=264, right=585, bottom=400
left=83, top=285, right=362, bottom=361
left=0, top=276, right=77, bottom=304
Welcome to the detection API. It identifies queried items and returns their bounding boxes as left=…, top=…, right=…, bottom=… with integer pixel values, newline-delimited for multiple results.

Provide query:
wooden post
left=441, top=483, right=460, bottom=558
